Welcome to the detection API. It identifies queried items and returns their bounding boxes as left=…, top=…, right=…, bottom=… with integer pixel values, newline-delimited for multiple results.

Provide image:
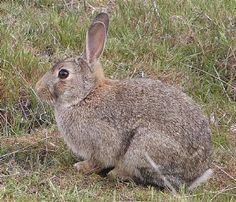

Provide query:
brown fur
left=35, top=13, right=212, bottom=190
left=94, top=61, right=105, bottom=84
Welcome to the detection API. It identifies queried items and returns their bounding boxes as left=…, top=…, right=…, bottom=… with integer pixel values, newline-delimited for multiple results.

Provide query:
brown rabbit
left=36, top=13, right=212, bottom=190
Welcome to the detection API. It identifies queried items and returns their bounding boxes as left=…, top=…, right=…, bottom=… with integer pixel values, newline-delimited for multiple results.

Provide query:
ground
left=0, top=0, right=236, bottom=201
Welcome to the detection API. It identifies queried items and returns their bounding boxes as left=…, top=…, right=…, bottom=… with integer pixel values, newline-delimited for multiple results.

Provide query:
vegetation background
left=0, top=0, right=235, bottom=201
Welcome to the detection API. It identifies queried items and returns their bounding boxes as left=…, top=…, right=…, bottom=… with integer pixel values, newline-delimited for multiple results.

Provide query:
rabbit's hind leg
left=115, top=127, right=186, bottom=189
left=74, top=160, right=103, bottom=175
left=107, top=167, right=131, bottom=181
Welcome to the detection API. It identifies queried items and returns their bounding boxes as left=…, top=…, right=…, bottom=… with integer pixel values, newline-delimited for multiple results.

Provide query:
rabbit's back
left=92, top=78, right=211, bottom=149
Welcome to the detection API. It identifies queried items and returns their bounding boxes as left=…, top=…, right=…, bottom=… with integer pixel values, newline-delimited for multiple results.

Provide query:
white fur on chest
left=62, top=132, right=90, bottom=159
left=55, top=108, right=91, bottom=160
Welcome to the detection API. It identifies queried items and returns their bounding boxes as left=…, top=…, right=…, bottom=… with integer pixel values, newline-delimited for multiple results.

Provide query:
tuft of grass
left=0, top=0, right=236, bottom=201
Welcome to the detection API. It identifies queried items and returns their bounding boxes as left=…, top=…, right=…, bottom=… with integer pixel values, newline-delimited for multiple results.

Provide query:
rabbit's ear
left=85, top=13, right=109, bottom=65
left=92, top=12, right=109, bottom=32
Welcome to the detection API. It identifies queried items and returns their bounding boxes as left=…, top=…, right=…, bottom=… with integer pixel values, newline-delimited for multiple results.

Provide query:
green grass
left=0, top=0, right=236, bottom=201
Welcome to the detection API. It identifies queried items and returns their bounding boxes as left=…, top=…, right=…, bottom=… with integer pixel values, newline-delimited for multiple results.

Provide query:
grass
left=0, top=0, right=236, bottom=201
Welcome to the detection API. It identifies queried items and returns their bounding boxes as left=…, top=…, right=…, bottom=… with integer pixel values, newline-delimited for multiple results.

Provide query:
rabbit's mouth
left=37, top=86, right=56, bottom=105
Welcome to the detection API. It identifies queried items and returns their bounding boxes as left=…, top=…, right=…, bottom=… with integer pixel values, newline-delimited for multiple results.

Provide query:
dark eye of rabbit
left=58, top=69, right=69, bottom=79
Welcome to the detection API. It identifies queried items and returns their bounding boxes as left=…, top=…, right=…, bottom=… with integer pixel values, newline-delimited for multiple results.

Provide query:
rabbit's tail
left=144, top=153, right=213, bottom=191
left=139, top=168, right=213, bottom=192
left=188, top=168, right=213, bottom=190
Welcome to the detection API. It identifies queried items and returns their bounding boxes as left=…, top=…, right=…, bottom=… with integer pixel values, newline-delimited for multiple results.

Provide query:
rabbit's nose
left=35, top=75, right=49, bottom=97
left=35, top=72, right=50, bottom=93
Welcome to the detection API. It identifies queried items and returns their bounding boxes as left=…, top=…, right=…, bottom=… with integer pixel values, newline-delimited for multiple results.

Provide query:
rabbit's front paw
left=74, top=160, right=102, bottom=175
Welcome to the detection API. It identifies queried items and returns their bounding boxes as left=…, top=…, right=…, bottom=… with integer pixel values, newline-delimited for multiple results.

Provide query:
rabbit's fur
left=36, top=13, right=212, bottom=189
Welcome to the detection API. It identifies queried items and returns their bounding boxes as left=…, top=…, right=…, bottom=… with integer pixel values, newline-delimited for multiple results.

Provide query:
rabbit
left=35, top=12, right=212, bottom=190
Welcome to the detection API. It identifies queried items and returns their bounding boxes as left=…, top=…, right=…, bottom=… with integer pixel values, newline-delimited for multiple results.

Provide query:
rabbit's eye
left=58, top=69, right=69, bottom=79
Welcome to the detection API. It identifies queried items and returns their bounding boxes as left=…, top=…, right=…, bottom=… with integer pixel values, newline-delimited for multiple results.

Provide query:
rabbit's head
left=35, top=13, right=109, bottom=107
